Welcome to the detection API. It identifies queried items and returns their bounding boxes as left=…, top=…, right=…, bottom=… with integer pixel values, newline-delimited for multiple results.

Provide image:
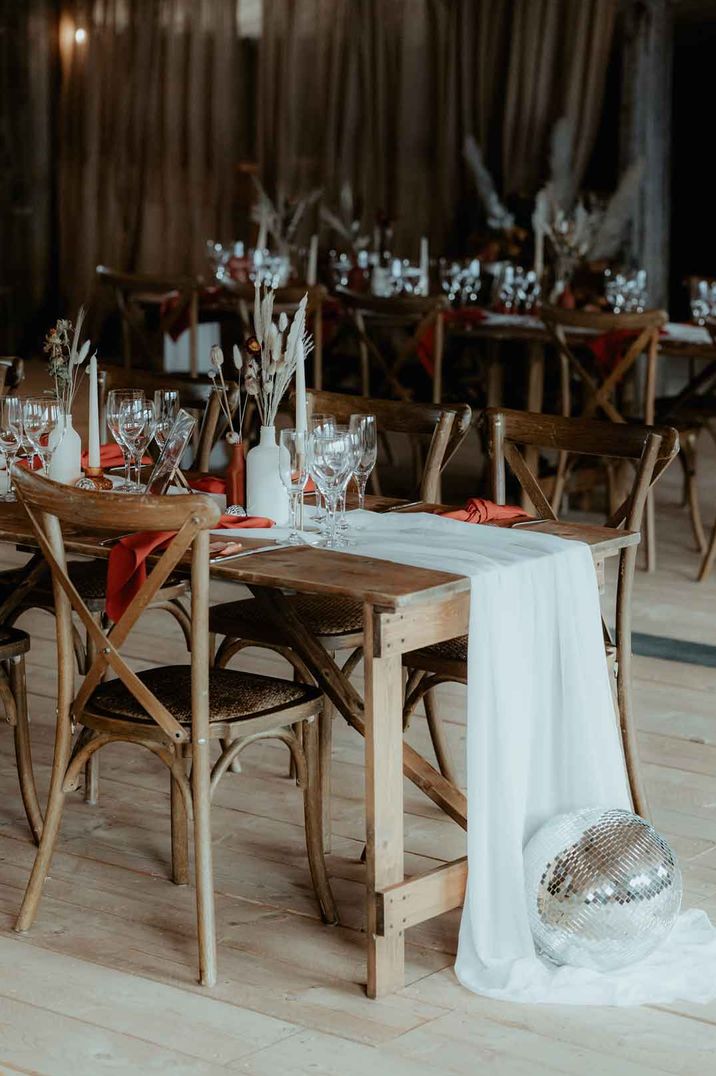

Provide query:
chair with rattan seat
left=403, top=408, right=679, bottom=816
left=0, top=625, right=42, bottom=844
left=209, top=391, right=472, bottom=833
left=12, top=468, right=336, bottom=986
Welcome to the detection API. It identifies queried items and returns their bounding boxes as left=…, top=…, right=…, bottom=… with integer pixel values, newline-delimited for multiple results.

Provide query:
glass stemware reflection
left=118, top=398, right=156, bottom=491
left=0, top=396, right=23, bottom=500
left=348, top=414, right=377, bottom=510
left=22, top=397, right=64, bottom=476
left=154, top=389, right=180, bottom=446
left=106, top=389, right=143, bottom=490
left=308, top=413, right=336, bottom=526
left=309, top=428, right=356, bottom=548
left=279, top=429, right=309, bottom=544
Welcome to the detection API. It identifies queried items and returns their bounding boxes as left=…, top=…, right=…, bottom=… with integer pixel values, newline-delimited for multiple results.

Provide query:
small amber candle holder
left=75, top=466, right=113, bottom=491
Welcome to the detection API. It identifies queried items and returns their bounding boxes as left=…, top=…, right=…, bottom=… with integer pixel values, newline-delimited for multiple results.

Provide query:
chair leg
left=643, top=489, right=657, bottom=573
left=15, top=765, right=68, bottom=932
left=9, top=655, right=43, bottom=845
left=171, top=748, right=189, bottom=886
left=302, top=715, right=338, bottom=924
left=192, top=734, right=217, bottom=986
left=681, top=432, right=707, bottom=554
left=83, top=613, right=103, bottom=805
left=698, top=518, right=716, bottom=582
left=423, top=688, right=457, bottom=786
left=319, top=701, right=334, bottom=854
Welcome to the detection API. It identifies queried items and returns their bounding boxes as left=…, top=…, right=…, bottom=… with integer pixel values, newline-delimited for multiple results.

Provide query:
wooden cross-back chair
left=403, top=408, right=679, bottom=814
left=209, top=392, right=472, bottom=845
left=333, top=287, right=449, bottom=403
left=96, top=266, right=204, bottom=376
left=224, top=281, right=326, bottom=390
left=541, top=305, right=668, bottom=571
left=0, top=357, right=24, bottom=396
left=307, top=389, right=471, bottom=503
left=11, top=468, right=336, bottom=986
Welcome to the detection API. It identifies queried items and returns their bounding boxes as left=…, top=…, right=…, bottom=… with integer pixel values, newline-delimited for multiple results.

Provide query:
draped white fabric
left=337, top=511, right=716, bottom=1006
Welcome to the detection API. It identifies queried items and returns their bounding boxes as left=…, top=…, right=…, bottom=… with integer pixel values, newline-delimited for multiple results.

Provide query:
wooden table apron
left=0, top=505, right=638, bottom=998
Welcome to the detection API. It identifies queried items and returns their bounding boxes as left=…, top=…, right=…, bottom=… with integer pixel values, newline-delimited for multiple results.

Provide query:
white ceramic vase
left=48, top=414, right=83, bottom=485
left=245, top=425, right=289, bottom=525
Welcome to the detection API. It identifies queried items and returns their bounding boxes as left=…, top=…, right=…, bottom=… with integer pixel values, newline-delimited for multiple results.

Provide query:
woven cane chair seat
left=210, top=593, right=364, bottom=643
left=85, top=665, right=321, bottom=726
left=0, top=625, right=30, bottom=659
left=405, top=634, right=468, bottom=671
left=27, top=559, right=188, bottom=603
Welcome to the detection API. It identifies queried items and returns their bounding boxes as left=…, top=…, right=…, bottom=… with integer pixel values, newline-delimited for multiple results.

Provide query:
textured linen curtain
left=58, top=0, right=240, bottom=310
left=259, top=0, right=617, bottom=253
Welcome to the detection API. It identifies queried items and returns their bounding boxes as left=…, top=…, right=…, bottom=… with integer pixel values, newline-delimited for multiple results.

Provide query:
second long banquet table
left=0, top=500, right=639, bottom=998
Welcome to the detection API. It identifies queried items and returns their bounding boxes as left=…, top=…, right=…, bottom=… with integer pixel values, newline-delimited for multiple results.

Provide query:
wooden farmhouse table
left=0, top=499, right=639, bottom=998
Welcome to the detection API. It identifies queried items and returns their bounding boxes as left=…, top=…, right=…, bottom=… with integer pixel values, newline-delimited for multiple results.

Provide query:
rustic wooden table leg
left=522, top=341, right=545, bottom=511
left=364, top=604, right=405, bottom=998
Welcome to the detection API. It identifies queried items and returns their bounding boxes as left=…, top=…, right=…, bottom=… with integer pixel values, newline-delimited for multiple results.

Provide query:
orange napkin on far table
left=188, top=475, right=317, bottom=496
left=106, top=514, right=273, bottom=622
left=441, top=498, right=530, bottom=525
left=81, top=443, right=152, bottom=469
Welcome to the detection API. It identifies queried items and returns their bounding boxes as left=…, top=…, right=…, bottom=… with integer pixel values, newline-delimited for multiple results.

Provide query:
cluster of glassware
left=278, top=412, right=377, bottom=548
left=439, top=257, right=483, bottom=306
left=207, top=240, right=293, bottom=289
left=689, top=278, right=716, bottom=325
left=105, top=389, right=180, bottom=491
left=491, top=264, right=541, bottom=314
left=328, top=251, right=428, bottom=298
left=0, top=396, right=64, bottom=501
left=603, top=268, right=649, bottom=314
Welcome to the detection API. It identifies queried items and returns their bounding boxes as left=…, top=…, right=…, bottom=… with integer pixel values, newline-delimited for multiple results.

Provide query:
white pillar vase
left=48, top=414, right=83, bottom=485
left=245, top=425, right=289, bottom=525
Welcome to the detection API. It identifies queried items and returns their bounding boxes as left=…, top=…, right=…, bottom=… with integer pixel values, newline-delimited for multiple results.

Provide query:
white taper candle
left=419, top=235, right=429, bottom=295
left=307, top=234, right=318, bottom=286
left=88, top=353, right=100, bottom=469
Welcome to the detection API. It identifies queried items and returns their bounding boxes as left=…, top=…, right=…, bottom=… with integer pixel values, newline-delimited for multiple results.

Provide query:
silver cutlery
left=209, top=541, right=298, bottom=565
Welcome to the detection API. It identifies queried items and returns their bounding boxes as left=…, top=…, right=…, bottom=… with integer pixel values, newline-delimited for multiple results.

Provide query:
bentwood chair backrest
left=307, top=389, right=471, bottom=503
left=13, top=467, right=220, bottom=746
left=0, top=357, right=24, bottom=397
left=484, top=409, right=679, bottom=534
left=99, top=367, right=239, bottom=473
left=333, top=287, right=449, bottom=402
left=96, top=265, right=204, bottom=375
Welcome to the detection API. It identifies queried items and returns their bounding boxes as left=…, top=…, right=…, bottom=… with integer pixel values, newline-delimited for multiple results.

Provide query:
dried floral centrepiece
left=43, top=305, right=92, bottom=414
left=244, top=284, right=313, bottom=427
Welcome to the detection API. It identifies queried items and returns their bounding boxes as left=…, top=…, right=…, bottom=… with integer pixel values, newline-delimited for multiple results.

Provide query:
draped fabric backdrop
left=258, top=0, right=618, bottom=256
left=58, top=0, right=242, bottom=310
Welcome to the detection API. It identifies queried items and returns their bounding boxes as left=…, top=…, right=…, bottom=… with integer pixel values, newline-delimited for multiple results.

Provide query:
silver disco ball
left=524, top=807, right=682, bottom=972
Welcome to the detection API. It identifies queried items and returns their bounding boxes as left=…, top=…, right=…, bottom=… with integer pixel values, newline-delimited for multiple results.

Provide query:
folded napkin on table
left=81, top=443, right=152, bottom=469
left=441, top=497, right=530, bottom=524
left=188, top=475, right=316, bottom=496
left=106, top=513, right=273, bottom=621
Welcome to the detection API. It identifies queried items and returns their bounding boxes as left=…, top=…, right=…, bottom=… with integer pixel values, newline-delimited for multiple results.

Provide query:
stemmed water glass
left=348, top=414, right=377, bottom=509
left=308, top=413, right=335, bottom=526
left=119, top=398, right=156, bottom=491
left=309, top=427, right=356, bottom=548
left=0, top=397, right=23, bottom=500
left=154, top=389, right=179, bottom=446
left=22, top=397, right=64, bottom=476
left=106, top=389, right=143, bottom=490
left=279, top=429, right=309, bottom=544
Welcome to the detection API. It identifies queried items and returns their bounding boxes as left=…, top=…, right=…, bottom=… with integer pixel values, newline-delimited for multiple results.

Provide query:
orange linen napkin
left=106, top=514, right=273, bottom=622
left=441, top=498, right=530, bottom=525
left=81, top=443, right=152, bottom=469
left=189, top=474, right=317, bottom=495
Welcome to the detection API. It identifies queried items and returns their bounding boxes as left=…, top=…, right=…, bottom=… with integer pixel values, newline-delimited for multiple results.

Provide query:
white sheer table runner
left=329, top=511, right=716, bottom=1006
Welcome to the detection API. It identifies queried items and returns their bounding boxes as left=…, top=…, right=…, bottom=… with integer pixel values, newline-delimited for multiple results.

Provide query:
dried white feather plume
left=463, top=135, right=514, bottom=231
left=587, top=159, right=644, bottom=261
left=549, top=117, right=576, bottom=212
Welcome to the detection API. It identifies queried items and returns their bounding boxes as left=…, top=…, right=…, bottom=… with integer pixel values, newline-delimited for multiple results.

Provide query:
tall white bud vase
left=48, top=414, right=83, bottom=485
left=246, top=425, right=289, bottom=524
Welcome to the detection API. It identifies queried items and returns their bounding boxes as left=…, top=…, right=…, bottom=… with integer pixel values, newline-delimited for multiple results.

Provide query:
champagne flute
left=22, top=397, right=64, bottom=476
left=348, top=413, right=377, bottom=509
left=310, top=428, right=355, bottom=548
left=0, top=396, right=23, bottom=500
left=154, top=389, right=180, bottom=446
left=106, top=389, right=143, bottom=490
left=308, top=413, right=335, bottom=526
left=118, top=398, right=156, bottom=490
left=279, top=429, right=309, bottom=544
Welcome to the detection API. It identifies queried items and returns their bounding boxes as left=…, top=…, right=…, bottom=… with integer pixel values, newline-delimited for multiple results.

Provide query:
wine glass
left=118, top=398, right=156, bottom=491
left=279, top=429, right=309, bottom=544
left=106, top=389, right=143, bottom=490
left=308, top=413, right=335, bottom=525
left=348, top=414, right=377, bottom=509
left=0, top=396, right=23, bottom=500
left=154, top=389, right=179, bottom=446
left=310, top=428, right=356, bottom=548
left=22, top=397, right=64, bottom=476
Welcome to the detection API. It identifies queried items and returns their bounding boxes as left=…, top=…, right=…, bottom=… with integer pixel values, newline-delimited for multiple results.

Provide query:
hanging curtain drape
left=259, top=0, right=618, bottom=253
left=58, top=0, right=241, bottom=310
